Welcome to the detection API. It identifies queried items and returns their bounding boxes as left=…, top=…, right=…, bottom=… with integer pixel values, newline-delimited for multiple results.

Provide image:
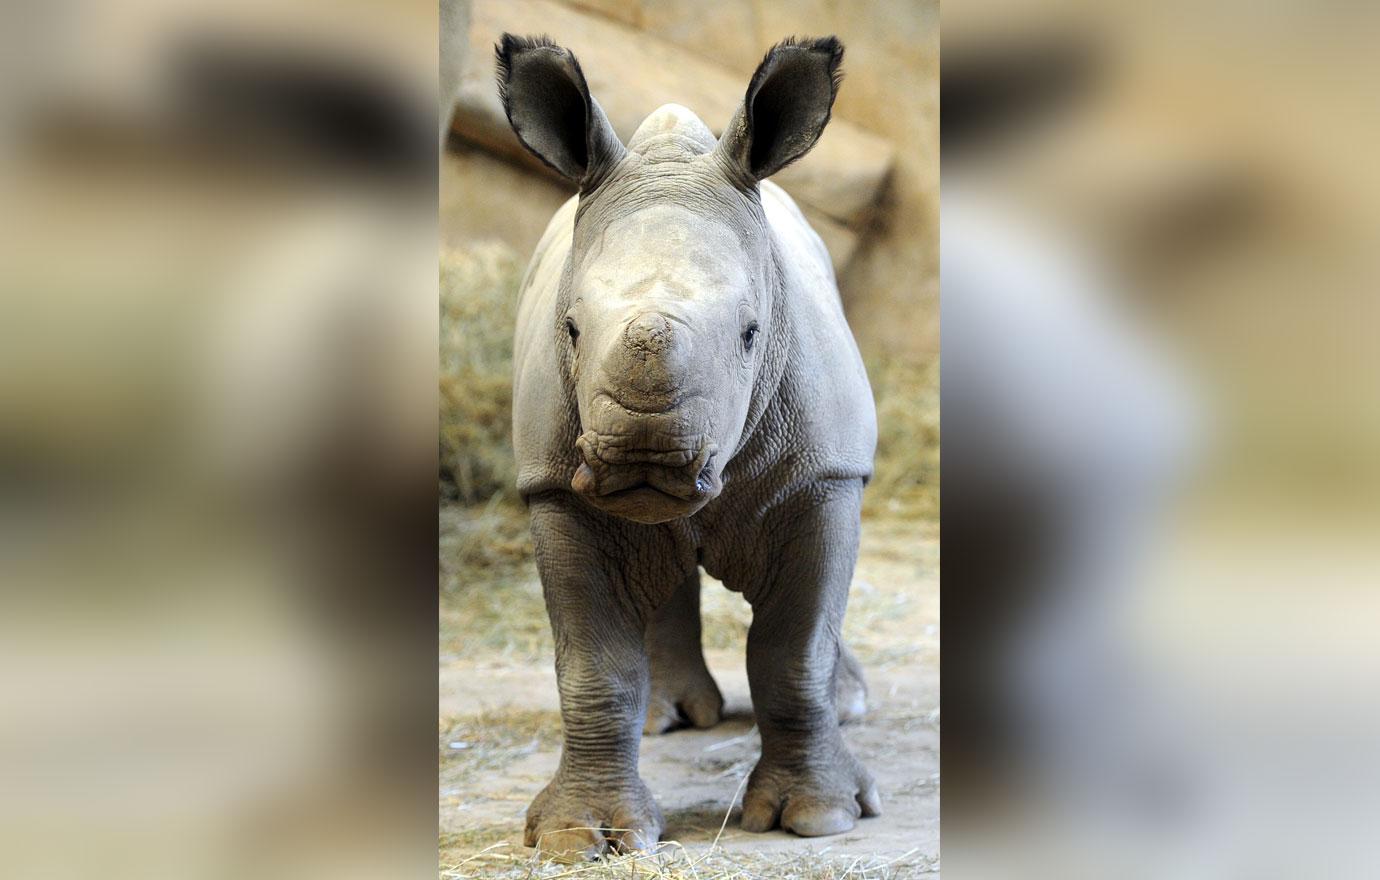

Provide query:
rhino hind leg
left=835, top=642, right=868, bottom=724
left=644, top=571, right=724, bottom=735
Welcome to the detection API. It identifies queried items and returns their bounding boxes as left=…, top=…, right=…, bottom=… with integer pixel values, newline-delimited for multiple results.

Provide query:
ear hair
left=494, top=33, right=567, bottom=112
left=494, top=33, right=625, bottom=187
left=718, top=36, right=845, bottom=184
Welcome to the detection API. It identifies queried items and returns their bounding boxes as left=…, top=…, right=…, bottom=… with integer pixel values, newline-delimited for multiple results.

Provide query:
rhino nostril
left=695, top=466, right=713, bottom=495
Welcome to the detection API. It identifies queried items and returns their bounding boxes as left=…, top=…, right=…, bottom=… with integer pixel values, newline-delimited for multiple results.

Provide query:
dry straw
left=442, top=768, right=936, bottom=879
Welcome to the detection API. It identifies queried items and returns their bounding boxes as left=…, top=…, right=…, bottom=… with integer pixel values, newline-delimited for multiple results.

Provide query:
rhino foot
left=524, top=773, right=663, bottom=862
left=740, top=748, right=881, bottom=837
left=643, top=664, right=724, bottom=735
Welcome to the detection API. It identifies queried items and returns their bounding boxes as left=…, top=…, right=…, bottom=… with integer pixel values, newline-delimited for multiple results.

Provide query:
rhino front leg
left=525, top=496, right=662, bottom=861
left=835, top=642, right=868, bottom=723
left=741, top=481, right=881, bottom=837
left=644, top=570, right=725, bottom=735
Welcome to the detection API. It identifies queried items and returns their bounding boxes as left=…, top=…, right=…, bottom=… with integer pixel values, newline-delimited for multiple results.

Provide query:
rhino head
left=497, top=34, right=843, bottom=524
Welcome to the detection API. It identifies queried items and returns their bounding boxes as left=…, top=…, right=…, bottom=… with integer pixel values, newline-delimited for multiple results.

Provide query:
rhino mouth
left=571, top=431, right=721, bottom=524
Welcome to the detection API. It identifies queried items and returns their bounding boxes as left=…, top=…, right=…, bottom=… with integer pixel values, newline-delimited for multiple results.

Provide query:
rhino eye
left=742, top=322, right=759, bottom=352
left=566, top=318, right=580, bottom=345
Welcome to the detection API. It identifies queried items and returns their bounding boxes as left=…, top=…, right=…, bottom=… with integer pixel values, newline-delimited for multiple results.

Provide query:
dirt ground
left=439, top=515, right=939, bottom=878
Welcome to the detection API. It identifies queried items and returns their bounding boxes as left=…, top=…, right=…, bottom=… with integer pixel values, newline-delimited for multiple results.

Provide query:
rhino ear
left=717, top=36, right=844, bottom=183
left=495, top=34, right=626, bottom=188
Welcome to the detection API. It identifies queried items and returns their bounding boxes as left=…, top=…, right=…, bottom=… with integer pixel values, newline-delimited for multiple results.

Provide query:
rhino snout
left=571, top=430, right=721, bottom=523
left=599, top=311, right=691, bottom=410
left=625, top=312, right=673, bottom=354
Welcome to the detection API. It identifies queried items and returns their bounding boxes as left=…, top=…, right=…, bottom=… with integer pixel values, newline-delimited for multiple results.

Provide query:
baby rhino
left=498, top=33, right=879, bottom=859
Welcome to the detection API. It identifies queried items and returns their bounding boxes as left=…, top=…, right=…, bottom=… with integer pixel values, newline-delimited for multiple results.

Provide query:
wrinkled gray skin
left=497, top=34, right=878, bottom=860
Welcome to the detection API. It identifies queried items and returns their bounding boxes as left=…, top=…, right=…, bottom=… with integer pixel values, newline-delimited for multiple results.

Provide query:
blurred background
left=1, top=2, right=438, bottom=879
left=439, top=0, right=939, bottom=876
left=941, top=1, right=1380, bottom=877
left=6, top=0, right=1379, bottom=877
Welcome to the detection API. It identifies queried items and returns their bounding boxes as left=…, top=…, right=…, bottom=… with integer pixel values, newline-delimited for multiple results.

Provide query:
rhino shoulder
left=762, top=184, right=877, bottom=482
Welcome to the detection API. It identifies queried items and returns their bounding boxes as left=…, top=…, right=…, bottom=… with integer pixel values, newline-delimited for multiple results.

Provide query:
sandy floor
left=439, top=517, right=939, bottom=877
